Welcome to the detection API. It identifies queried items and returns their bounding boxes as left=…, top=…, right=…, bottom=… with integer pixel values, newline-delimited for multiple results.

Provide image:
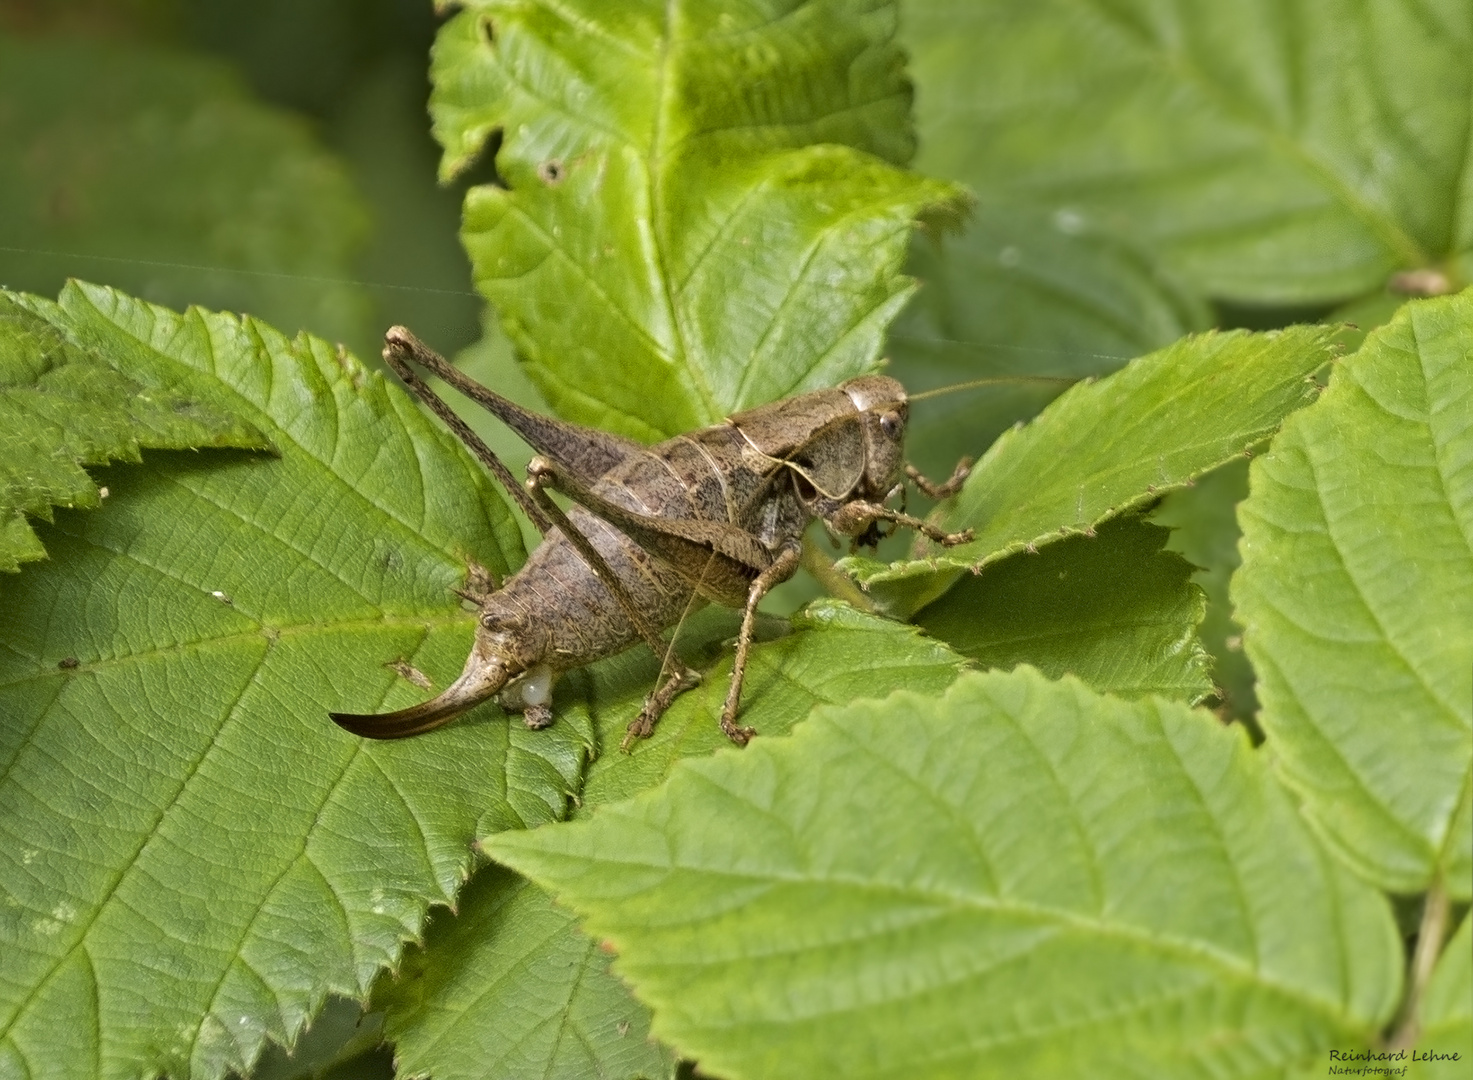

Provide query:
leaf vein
left=0, top=634, right=276, bottom=1046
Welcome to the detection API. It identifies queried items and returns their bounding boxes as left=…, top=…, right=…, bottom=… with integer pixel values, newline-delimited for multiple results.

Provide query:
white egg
left=517, top=664, right=553, bottom=707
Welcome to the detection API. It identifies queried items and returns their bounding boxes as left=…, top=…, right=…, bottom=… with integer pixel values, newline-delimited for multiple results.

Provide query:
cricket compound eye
left=880, top=411, right=902, bottom=438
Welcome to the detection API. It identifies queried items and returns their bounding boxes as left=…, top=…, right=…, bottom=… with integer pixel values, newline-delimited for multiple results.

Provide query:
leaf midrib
left=554, top=853, right=1360, bottom=1032
left=647, top=0, right=721, bottom=425
left=0, top=614, right=467, bottom=693
left=1064, top=0, right=1433, bottom=269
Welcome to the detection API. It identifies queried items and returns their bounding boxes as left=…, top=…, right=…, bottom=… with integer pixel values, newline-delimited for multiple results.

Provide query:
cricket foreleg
left=905, top=457, right=973, bottom=500
left=719, top=540, right=803, bottom=747
left=827, top=501, right=975, bottom=547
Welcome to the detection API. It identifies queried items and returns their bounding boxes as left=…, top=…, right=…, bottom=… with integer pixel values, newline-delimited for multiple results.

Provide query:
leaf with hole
left=431, top=0, right=965, bottom=439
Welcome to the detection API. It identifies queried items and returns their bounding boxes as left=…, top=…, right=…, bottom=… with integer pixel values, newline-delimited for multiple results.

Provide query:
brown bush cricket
left=330, top=327, right=984, bottom=749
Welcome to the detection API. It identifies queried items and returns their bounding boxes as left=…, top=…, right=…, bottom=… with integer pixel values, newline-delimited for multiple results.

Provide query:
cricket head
left=841, top=374, right=909, bottom=498
left=329, top=609, right=547, bottom=739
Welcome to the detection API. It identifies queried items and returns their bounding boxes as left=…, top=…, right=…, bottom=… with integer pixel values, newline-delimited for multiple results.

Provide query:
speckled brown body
left=479, top=418, right=812, bottom=713
left=330, top=328, right=973, bottom=743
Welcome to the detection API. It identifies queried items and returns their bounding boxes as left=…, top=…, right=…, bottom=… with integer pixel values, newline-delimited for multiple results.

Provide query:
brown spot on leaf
left=334, top=343, right=364, bottom=389
left=464, top=558, right=499, bottom=599
left=388, top=661, right=434, bottom=690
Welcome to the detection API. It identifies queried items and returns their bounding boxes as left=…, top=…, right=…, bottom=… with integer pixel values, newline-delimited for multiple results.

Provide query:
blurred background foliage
left=0, top=0, right=483, bottom=364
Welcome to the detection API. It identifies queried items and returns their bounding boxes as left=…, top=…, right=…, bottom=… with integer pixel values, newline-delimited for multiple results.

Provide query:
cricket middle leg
left=719, top=540, right=803, bottom=746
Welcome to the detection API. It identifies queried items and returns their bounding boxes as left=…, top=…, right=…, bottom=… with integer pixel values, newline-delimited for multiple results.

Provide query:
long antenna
left=908, top=373, right=1084, bottom=402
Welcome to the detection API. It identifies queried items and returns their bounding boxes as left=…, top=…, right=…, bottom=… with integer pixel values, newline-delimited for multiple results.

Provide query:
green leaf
left=846, top=325, right=1339, bottom=614
left=916, top=516, right=1211, bottom=703
left=0, top=509, right=43, bottom=567
left=431, top=0, right=966, bottom=438
left=902, top=0, right=1473, bottom=303
left=0, top=284, right=595, bottom=1080
left=0, top=290, right=269, bottom=571
left=1151, top=461, right=1258, bottom=722
left=0, top=33, right=374, bottom=353
left=1412, top=915, right=1472, bottom=1080
left=1233, top=290, right=1473, bottom=896
left=376, top=866, right=676, bottom=1080
left=1150, top=278, right=1426, bottom=729
left=1325, top=290, right=1414, bottom=355
left=892, top=204, right=1210, bottom=378
left=888, top=202, right=1210, bottom=480
left=246, top=996, right=390, bottom=1080
left=490, top=667, right=1401, bottom=1080
left=374, top=601, right=968, bottom=1077
left=577, top=599, right=970, bottom=808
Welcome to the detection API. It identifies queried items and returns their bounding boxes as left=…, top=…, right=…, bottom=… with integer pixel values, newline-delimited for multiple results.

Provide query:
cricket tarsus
left=334, top=326, right=987, bottom=749
left=829, top=500, right=975, bottom=548
left=622, top=665, right=703, bottom=751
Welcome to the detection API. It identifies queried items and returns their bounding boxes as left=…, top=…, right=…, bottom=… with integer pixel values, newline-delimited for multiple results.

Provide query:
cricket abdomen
left=492, top=504, right=697, bottom=673
left=331, top=505, right=696, bottom=741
